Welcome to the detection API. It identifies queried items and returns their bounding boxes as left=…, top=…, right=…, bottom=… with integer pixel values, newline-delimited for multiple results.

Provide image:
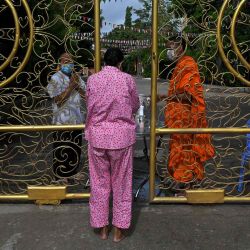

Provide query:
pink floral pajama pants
left=88, top=144, right=133, bottom=229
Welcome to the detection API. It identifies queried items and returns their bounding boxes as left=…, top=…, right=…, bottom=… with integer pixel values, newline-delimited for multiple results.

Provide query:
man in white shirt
left=47, top=53, right=85, bottom=180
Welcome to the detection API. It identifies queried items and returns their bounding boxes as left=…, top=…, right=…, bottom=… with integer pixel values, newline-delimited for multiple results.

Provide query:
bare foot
left=100, top=226, right=109, bottom=240
left=113, top=227, right=125, bottom=243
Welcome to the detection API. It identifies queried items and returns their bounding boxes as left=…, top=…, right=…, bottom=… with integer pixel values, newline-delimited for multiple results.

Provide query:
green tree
left=125, top=6, right=133, bottom=27
left=134, top=0, right=152, bottom=28
left=102, top=1, right=178, bottom=77
left=103, top=1, right=152, bottom=76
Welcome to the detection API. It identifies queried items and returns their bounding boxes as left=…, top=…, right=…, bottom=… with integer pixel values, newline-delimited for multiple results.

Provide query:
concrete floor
left=0, top=203, right=250, bottom=250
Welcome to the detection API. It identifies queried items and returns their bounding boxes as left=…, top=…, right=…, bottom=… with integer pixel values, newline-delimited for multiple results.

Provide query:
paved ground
left=0, top=77, right=249, bottom=250
left=1, top=203, right=250, bottom=250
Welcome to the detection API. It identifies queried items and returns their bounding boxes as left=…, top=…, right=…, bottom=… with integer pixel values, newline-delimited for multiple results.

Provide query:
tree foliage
left=103, top=0, right=174, bottom=77
left=125, top=6, right=133, bottom=27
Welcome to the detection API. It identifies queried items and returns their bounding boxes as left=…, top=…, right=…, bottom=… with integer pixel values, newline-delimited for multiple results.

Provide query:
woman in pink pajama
left=85, top=48, right=140, bottom=242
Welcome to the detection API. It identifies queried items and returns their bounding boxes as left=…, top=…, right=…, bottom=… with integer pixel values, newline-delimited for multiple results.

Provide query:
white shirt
left=47, top=71, right=86, bottom=125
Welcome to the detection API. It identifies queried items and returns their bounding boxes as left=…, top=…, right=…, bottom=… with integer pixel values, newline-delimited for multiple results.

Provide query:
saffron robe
left=164, top=56, right=215, bottom=183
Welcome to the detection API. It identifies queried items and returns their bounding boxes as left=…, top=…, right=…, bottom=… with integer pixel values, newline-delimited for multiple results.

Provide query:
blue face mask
left=61, top=63, right=74, bottom=76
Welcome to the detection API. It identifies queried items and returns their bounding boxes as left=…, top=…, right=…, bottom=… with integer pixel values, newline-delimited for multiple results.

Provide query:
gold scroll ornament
left=217, top=0, right=250, bottom=87
left=0, top=0, right=34, bottom=87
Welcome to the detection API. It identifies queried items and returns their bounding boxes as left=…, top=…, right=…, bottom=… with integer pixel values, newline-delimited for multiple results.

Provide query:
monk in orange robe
left=162, top=36, right=215, bottom=184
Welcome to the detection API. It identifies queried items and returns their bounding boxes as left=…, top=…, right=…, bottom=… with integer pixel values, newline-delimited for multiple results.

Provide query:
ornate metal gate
left=150, top=0, right=250, bottom=203
left=0, top=0, right=249, bottom=204
left=0, top=0, right=102, bottom=204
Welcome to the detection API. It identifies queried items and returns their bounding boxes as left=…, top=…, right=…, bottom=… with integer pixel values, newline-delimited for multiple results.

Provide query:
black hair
left=86, top=59, right=95, bottom=68
left=104, top=48, right=124, bottom=66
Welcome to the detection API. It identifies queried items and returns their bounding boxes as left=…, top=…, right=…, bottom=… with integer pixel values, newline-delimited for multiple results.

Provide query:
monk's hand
left=175, top=92, right=192, bottom=103
left=157, top=94, right=167, bottom=102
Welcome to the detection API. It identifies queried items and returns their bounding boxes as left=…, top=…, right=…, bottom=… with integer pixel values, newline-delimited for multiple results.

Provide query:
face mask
left=166, top=49, right=176, bottom=62
left=61, top=63, right=74, bottom=76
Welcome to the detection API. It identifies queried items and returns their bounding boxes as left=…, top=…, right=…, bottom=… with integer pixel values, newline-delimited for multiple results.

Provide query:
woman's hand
left=69, top=73, right=80, bottom=90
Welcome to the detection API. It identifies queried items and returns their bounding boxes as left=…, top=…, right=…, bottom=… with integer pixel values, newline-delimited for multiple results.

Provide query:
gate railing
left=0, top=0, right=101, bottom=204
left=0, top=125, right=89, bottom=204
left=149, top=0, right=250, bottom=203
left=0, top=0, right=249, bottom=205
